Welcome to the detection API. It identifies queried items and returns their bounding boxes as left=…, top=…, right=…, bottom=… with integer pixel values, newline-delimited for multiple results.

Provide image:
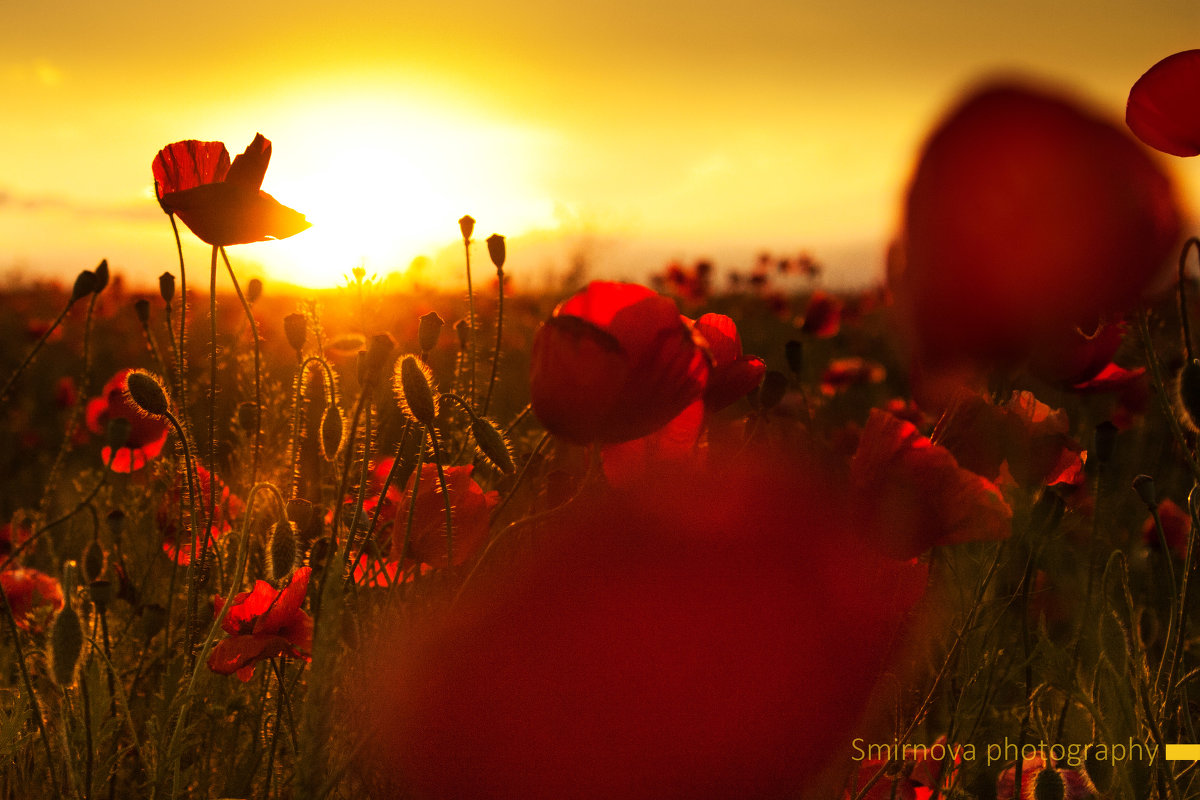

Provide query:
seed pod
left=471, top=415, right=515, bottom=474
left=159, top=271, right=176, bottom=304
left=1179, top=360, right=1200, bottom=431
left=71, top=270, right=97, bottom=303
left=395, top=355, right=438, bottom=426
left=51, top=604, right=83, bottom=687
left=284, top=312, right=307, bottom=354
left=418, top=311, right=445, bottom=354
left=321, top=404, right=344, bottom=461
left=88, top=580, right=113, bottom=612
left=268, top=519, right=297, bottom=581
left=134, top=298, right=150, bottom=325
left=82, top=539, right=106, bottom=583
left=93, top=259, right=109, bottom=294
left=124, top=369, right=170, bottom=417
left=286, top=497, right=314, bottom=530
left=105, top=509, right=125, bottom=538
left=246, top=277, right=262, bottom=304
left=237, top=401, right=257, bottom=433
left=458, top=214, right=476, bottom=242
left=486, top=233, right=506, bottom=270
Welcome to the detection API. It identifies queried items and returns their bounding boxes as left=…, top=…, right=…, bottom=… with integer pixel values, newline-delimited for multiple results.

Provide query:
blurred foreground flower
left=0, top=568, right=64, bottom=633
left=1127, top=50, right=1200, bottom=157
left=353, top=448, right=928, bottom=799
left=894, top=82, right=1180, bottom=367
left=85, top=368, right=169, bottom=472
left=208, top=566, right=313, bottom=682
left=153, top=134, right=310, bottom=246
left=530, top=281, right=710, bottom=444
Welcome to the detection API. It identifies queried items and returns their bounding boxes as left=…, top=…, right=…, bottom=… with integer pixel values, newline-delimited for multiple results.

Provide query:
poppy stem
left=220, top=246, right=262, bottom=491
left=168, top=214, right=190, bottom=446
left=1136, top=309, right=1200, bottom=483
left=389, top=442, right=425, bottom=601
left=1180, top=237, right=1199, bottom=363
left=482, top=265, right=504, bottom=416
left=353, top=422, right=413, bottom=573
left=289, top=357, right=338, bottom=498
left=344, top=396, right=373, bottom=566
left=205, top=245, right=219, bottom=569
left=427, top=423, right=454, bottom=566
left=463, top=235, right=477, bottom=409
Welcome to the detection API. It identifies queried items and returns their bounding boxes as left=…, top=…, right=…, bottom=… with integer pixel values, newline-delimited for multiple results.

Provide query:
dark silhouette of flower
left=153, top=134, right=310, bottom=246
left=85, top=369, right=169, bottom=472
left=0, top=568, right=64, bottom=633
left=1127, top=49, right=1200, bottom=157
left=530, top=281, right=710, bottom=444
left=208, top=566, right=313, bottom=682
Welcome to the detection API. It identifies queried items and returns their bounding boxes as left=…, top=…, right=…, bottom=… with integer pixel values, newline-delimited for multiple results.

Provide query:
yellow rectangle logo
left=1165, top=745, right=1200, bottom=761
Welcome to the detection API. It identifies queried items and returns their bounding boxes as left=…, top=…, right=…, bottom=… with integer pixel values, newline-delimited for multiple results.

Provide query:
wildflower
left=0, top=568, right=64, bottom=633
left=530, top=281, right=710, bottom=444
left=85, top=369, right=170, bottom=472
left=208, top=566, right=313, bottom=681
left=1127, top=50, right=1200, bottom=157
left=153, top=134, right=310, bottom=246
left=1143, top=498, right=1191, bottom=560
left=391, top=464, right=497, bottom=568
left=820, top=357, right=886, bottom=396
left=800, top=290, right=842, bottom=338
left=693, top=313, right=766, bottom=410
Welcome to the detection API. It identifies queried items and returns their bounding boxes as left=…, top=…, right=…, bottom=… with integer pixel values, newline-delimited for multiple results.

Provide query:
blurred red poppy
left=801, top=290, right=842, bottom=338
left=895, top=82, right=1180, bottom=367
left=158, top=464, right=242, bottom=565
left=821, top=357, right=886, bottom=396
left=1144, top=498, right=1191, bottom=560
left=353, top=448, right=927, bottom=799
left=530, top=281, right=710, bottom=444
left=0, top=568, right=64, bottom=633
left=153, top=134, right=310, bottom=246
left=0, top=521, right=31, bottom=560
left=693, top=313, right=766, bottom=410
left=395, top=464, right=498, bottom=568
left=208, top=566, right=313, bottom=682
left=85, top=369, right=169, bottom=472
left=1127, top=50, right=1200, bottom=157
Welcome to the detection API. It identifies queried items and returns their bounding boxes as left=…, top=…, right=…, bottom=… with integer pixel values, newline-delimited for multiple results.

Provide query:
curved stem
left=205, top=245, right=218, bottom=568
left=1180, top=237, right=1199, bottom=362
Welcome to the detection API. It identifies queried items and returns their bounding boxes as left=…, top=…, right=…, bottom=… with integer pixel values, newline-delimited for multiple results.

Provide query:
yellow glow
left=231, top=95, right=558, bottom=289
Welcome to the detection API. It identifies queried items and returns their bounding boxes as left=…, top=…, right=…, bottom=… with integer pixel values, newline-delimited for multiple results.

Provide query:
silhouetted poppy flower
left=530, top=281, right=710, bottom=444
left=896, top=82, right=1180, bottom=367
left=353, top=448, right=927, bottom=799
left=1127, top=50, right=1200, bottom=157
left=85, top=369, right=169, bottom=472
left=693, top=313, right=766, bottom=410
left=851, top=409, right=1012, bottom=559
left=0, top=568, right=64, bottom=633
left=153, top=134, right=310, bottom=246
left=208, top=566, right=313, bottom=682
left=1144, top=498, right=1191, bottom=560
left=158, top=464, right=242, bottom=565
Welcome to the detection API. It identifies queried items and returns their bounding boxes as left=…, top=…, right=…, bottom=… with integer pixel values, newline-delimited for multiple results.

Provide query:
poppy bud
left=418, top=311, right=445, bottom=354
left=51, top=603, right=83, bottom=687
left=1133, top=474, right=1158, bottom=509
left=93, top=259, right=109, bottom=294
left=237, top=401, right=257, bottom=432
left=471, top=414, right=515, bottom=474
left=134, top=298, right=150, bottom=325
left=105, top=509, right=125, bottom=538
left=247, top=277, right=262, bottom=304
left=455, top=318, right=470, bottom=349
left=159, top=272, right=176, bottom=304
left=459, top=214, right=476, bottom=242
left=82, top=539, right=106, bottom=584
left=361, top=333, right=397, bottom=386
left=268, top=519, right=297, bottom=581
left=1085, top=744, right=1114, bottom=793
left=759, top=370, right=788, bottom=410
left=106, top=417, right=131, bottom=451
left=1178, top=360, right=1200, bottom=431
left=283, top=313, right=307, bottom=354
left=1034, top=767, right=1065, bottom=800
left=395, top=355, right=438, bottom=427
left=321, top=405, right=343, bottom=461
left=71, top=270, right=97, bottom=303
left=88, top=580, right=113, bottom=612
left=1093, top=420, right=1118, bottom=467
left=785, top=340, right=804, bottom=375
left=286, top=497, right=314, bottom=529
left=124, top=369, right=170, bottom=418
left=486, top=234, right=506, bottom=270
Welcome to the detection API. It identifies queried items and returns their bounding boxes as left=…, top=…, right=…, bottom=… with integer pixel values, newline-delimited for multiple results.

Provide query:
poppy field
left=7, top=50, right=1200, bottom=800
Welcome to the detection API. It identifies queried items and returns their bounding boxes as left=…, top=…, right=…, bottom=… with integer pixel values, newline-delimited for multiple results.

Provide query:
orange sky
left=3, top=1, right=1198, bottom=289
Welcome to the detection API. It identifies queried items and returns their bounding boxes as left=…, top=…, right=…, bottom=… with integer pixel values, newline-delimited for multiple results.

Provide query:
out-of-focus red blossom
left=208, top=566, right=313, bottom=682
left=600, top=400, right=704, bottom=488
left=530, top=281, right=710, bottom=445
left=54, top=376, right=77, bottom=409
left=884, top=397, right=928, bottom=428
left=0, top=568, right=64, bottom=633
left=153, top=134, right=310, bottom=246
left=1144, top=498, right=1191, bottom=560
left=27, top=319, right=64, bottom=343
left=821, top=357, right=886, bottom=396
left=352, top=449, right=928, bottom=800
left=0, top=520, right=31, bottom=560
left=693, top=313, right=766, bottom=410
left=996, top=756, right=1095, bottom=800
left=1030, top=321, right=1125, bottom=387
left=157, top=464, right=242, bottom=565
left=85, top=368, right=169, bottom=472
left=801, top=290, right=842, bottom=338
left=658, top=260, right=712, bottom=305
left=852, top=409, right=1012, bottom=559
left=1127, top=50, right=1200, bottom=157
left=895, top=82, right=1180, bottom=368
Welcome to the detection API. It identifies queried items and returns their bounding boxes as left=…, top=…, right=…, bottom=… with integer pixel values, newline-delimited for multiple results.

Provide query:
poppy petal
left=225, top=133, right=272, bottom=190
left=152, top=140, right=230, bottom=198
left=1127, top=50, right=1200, bottom=157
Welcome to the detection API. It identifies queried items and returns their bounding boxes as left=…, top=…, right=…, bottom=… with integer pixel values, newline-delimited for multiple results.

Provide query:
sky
left=2, top=0, right=1199, bottom=290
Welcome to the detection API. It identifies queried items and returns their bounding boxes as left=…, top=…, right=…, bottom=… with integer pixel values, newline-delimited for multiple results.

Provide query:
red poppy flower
left=801, top=290, right=842, bottom=338
left=693, top=313, right=766, bottom=410
left=996, top=755, right=1092, bottom=800
left=530, top=281, right=710, bottom=444
left=1144, top=498, right=1191, bottom=560
left=1127, top=50, right=1200, bottom=157
left=896, top=82, right=1180, bottom=367
left=85, top=369, right=169, bottom=472
left=851, top=409, right=1012, bottom=559
left=153, top=134, right=310, bottom=246
left=600, top=399, right=705, bottom=488
left=395, top=464, right=498, bottom=568
left=157, top=464, right=242, bottom=565
left=208, top=566, right=313, bottom=682
left=0, top=568, right=64, bottom=633
left=353, top=448, right=927, bottom=799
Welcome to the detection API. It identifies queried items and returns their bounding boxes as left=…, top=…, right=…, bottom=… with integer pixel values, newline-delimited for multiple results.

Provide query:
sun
left=233, top=98, right=557, bottom=289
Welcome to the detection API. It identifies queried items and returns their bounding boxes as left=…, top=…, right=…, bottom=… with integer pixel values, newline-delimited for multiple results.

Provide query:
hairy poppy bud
left=1034, top=767, right=1065, bottom=800
left=71, top=270, right=97, bottom=303
left=124, top=369, right=170, bottom=417
left=1178, top=360, right=1200, bottom=431
left=93, top=259, right=109, bottom=294
left=237, top=401, right=257, bottom=432
left=1133, top=474, right=1158, bottom=509
left=418, top=311, right=445, bottom=354
left=459, top=214, right=476, bottom=242
left=395, top=355, right=438, bottom=426
left=82, top=539, right=106, bottom=584
left=471, top=414, right=515, bottom=474
left=247, top=277, right=262, bottom=304
left=134, top=298, right=150, bottom=325
left=486, top=233, right=506, bottom=270
left=159, top=272, right=175, bottom=304
left=283, top=313, right=307, bottom=354
left=51, top=603, right=83, bottom=687
left=268, top=519, right=297, bottom=581
left=321, top=404, right=343, bottom=461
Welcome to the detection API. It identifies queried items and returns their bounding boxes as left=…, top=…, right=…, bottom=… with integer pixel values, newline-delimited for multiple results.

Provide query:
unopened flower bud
left=51, top=604, right=83, bottom=687
left=455, top=318, right=470, bottom=349
left=125, top=369, right=170, bottom=417
left=1133, top=474, right=1158, bottom=509
left=71, top=270, right=97, bottom=303
left=237, top=401, right=257, bottom=432
left=471, top=414, right=515, bottom=474
left=395, top=355, right=438, bottom=426
left=82, top=539, right=106, bottom=583
left=418, top=311, right=445, bottom=354
left=321, top=405, right=343, bottom=461
left=134, top=298, right=150, bottom=325
left=93, top=259, right=109, bottom=294
left=268, top=519, right=297, bottom=581
left=246, top=277, right=262, bottom=304
left=159, top=272, right=176, bottom=304
left=284, top=313, right=307, bottom=354
left=458, top=214, right=476, bottom=242
left=486, top=233, right=506, bottom=270
left=361, top=333, right=397, bottom=386
left=1179, top=360, right=1200, bottom=432
left=1033, top=767, right=1065, bottom=800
